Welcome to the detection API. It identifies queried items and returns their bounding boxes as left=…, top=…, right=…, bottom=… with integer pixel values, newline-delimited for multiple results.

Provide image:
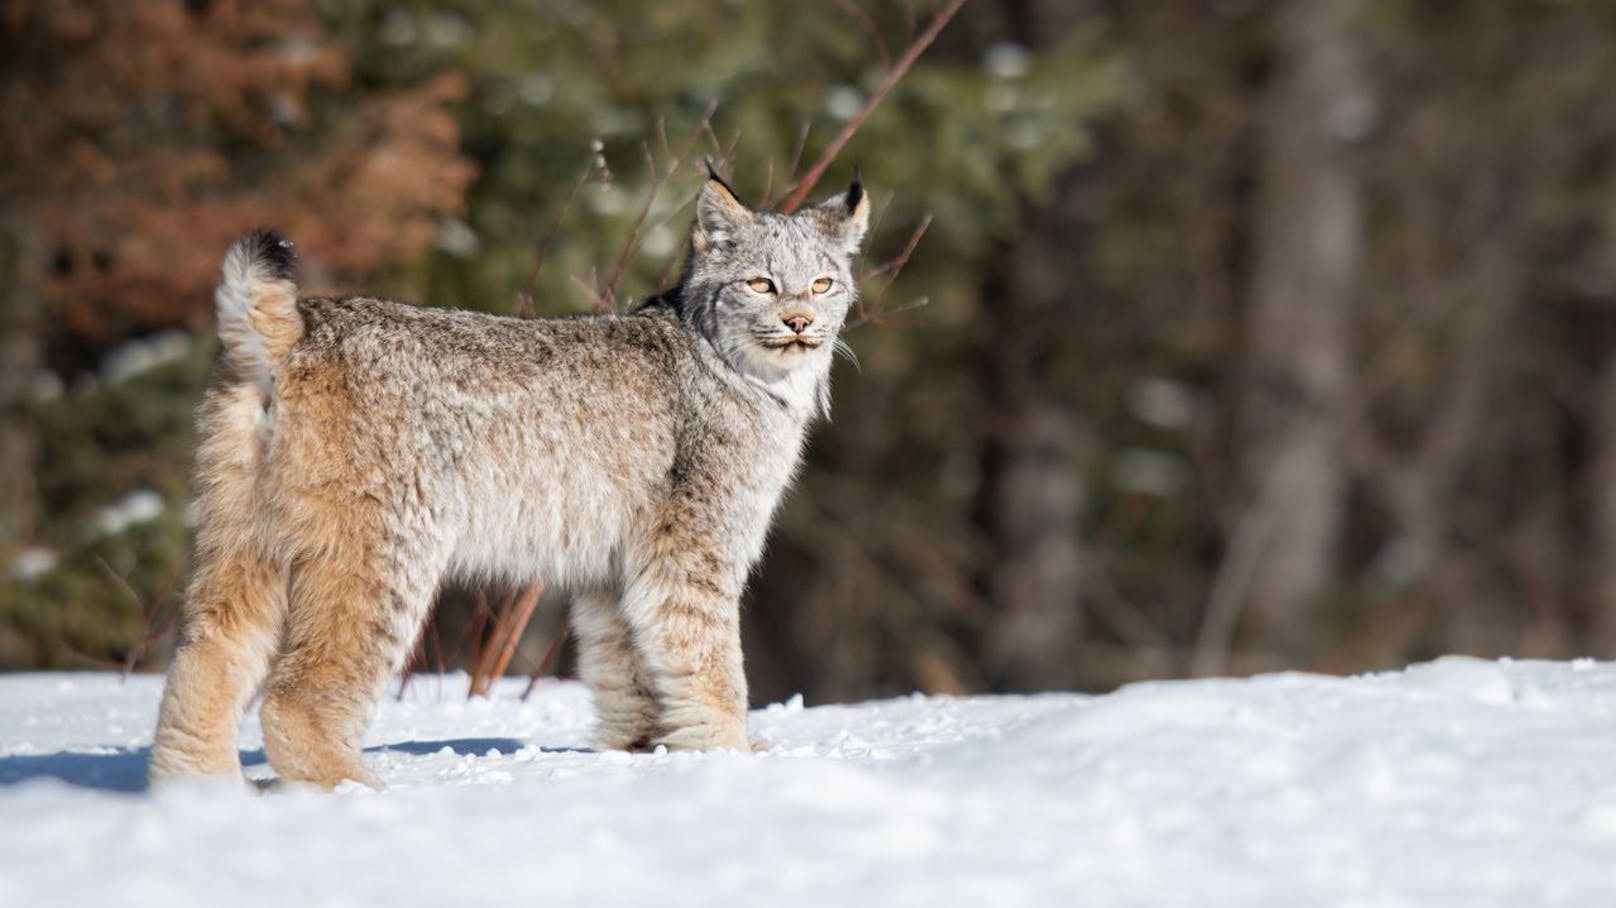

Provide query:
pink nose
left=784, top=314, right=813, bottom=334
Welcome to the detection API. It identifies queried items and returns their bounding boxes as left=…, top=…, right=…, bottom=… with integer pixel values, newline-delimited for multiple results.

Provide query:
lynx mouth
left=761, top=338, right=821, bottom=352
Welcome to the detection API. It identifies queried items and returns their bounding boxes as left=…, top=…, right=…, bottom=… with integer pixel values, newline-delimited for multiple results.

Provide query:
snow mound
left=3, top=657, right=1615, bottom=906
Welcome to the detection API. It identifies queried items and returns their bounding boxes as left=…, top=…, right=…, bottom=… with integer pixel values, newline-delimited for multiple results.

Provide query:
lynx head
left=680, top=167, right=870, bottom=384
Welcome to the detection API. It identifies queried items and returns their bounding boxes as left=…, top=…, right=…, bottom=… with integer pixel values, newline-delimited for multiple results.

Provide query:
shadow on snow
left=0, top=737, right=577, bottom=793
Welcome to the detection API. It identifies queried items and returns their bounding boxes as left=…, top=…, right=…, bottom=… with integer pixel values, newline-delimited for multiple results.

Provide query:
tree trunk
left=1589, top=355, right=1616, bottom=654
left=0, top=221, right=42, bottom=549
left=1202, top=0, right=1367, bottom=670
left=974, top=231, right=1087, bottom=690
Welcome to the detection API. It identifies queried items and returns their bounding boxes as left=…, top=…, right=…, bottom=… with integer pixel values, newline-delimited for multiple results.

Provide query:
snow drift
left=2, top=657, right=1613, bottom=906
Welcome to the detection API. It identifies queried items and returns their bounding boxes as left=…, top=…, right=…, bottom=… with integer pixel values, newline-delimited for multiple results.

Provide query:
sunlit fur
left=148, top=175, right=869, bottom=789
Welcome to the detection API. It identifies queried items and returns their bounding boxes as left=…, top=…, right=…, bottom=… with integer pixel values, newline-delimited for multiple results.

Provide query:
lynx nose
left=783, top=312, right=813, bottom=335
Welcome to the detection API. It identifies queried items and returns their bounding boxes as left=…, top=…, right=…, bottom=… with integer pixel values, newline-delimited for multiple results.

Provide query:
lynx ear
left=693, top=161, right=753, bottom=253
left=817, top=173, right=870, bottom=254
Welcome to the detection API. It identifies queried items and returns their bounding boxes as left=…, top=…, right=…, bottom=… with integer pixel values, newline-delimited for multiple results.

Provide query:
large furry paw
left=655, top=719, right=752, bottom=753
left=592, top=725, right=658, bottom=753
left=591, top=689, right=661, bottom=752
left=147, top=744, right=246, bottom=786
left=259, top=695, right=384, bottom=791
left=273, top=756, right=383, bottom=791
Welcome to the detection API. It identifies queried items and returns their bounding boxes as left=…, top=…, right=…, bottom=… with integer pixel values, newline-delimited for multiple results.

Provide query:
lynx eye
left=746, top=277, right=776, bottom=294
left=811, top=277, right=834, bottom=294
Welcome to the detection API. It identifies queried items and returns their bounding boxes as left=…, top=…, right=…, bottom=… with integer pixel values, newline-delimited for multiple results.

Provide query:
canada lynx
left=149, top=170, right=869, bottom=788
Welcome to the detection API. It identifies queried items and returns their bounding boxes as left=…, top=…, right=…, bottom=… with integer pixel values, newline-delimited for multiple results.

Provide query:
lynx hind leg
left=573, top=592, right=661, bottom=752
left=150, top=384, right=287, bottom=785
left=149, top=548, right=285, bottom=784
left=622, top=546, right=751, bottom=753
left=259, top=544, right=442, bottom=790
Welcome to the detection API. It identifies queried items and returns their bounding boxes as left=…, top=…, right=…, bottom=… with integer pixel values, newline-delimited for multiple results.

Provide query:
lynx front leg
left=622, top=552, right=750, bottom=753
left=572, top=592, right=660, bottom=751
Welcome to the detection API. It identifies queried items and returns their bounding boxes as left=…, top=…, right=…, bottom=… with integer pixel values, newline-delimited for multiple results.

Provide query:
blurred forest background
left=6, top=0, right=1616, bottom=705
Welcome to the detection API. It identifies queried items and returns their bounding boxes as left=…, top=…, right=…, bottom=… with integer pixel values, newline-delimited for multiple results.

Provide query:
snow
left=86, top=488, right=165, bottom=539
left=3, top=657, right=1615, bottom=906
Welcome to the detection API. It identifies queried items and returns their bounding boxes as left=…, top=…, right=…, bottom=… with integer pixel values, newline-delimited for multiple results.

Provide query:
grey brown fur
left=149, top=173, right=870, bottom=788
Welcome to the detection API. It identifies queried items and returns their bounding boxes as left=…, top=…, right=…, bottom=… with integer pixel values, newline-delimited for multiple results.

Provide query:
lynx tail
left=216, top=229, right=302, bottom=385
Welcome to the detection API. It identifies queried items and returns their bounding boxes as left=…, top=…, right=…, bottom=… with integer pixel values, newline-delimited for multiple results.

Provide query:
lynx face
left=685, top=173, right=870, bottom=382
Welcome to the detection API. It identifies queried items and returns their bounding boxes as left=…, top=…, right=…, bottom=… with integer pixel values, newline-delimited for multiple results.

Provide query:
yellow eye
left=747, top=277, right=775, bottom=294
left=811, top=277, right=834, bottom=294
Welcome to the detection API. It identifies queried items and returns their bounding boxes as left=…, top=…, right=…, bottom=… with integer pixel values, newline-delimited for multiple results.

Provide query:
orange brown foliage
left=0, top=0, right=476, bottom=344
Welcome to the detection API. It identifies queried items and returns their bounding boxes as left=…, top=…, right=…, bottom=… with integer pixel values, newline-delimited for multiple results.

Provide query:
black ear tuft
left=702, top=159, right=748, bottom=208
left=845, top=165, right=864, bottom=212
left=246, top=228, right=296, bottom=282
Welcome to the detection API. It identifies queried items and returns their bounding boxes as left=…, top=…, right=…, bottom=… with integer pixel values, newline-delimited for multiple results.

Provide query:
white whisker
left=833, top=337, right=860, bottom=371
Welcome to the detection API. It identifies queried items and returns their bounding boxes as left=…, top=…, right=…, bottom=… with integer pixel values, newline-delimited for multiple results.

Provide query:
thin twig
left=655, top=237, right=691, bottom=292
left=397, top=641, right=424, bottom=700
left=598, top=101, right=719, bottom=309
left=864, top=213, right=932, bottom=282
left=520, top=610, right=573, bottom=701
left=778, top=0, right=967, bottom=213
left=702, top=120, right=726, bottom=166
left=761, top=156, right=776, bottom=207
left=766, top=121, right=814, bottom=209
left=469, top=588, right=511, bottom=695
left=655, top=115, right=672, bottom=167
left=644, top=139, right=734, bottom=283
left=568, top=272, right=603, bottom=308
left=864, top=295, right=929, bottom=328
left=461, top=588, right=494, bottom=699
left=518, top=158, right=593, bottom=316
left=598, top=142, right=662, bottom=310
left=849, top=213, right=931, bottom=326
left=98, top=557, right=179, bottom=679
left=446, top=589, right=488, bottom=668
left=833, top=0, right=891, bottom=70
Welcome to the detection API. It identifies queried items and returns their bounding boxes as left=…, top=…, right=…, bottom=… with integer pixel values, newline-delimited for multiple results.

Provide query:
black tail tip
left=244, top=228, right=296, bottom=281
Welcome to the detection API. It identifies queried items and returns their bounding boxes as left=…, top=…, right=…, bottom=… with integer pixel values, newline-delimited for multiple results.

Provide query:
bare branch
left=487, top=584, right=544, bottom=691
left=655, top=237, right=691, bottom=292
left=517, top=156, right=593, bottom=317
left=863, top=212, right=932, bottom=282
left=520, top=610, right=573, bottom=701
left=848, top=212, right=931, bottom=327
left=599, top=142, right=663, bottom=309
left=766, top=120, right=814, bottom=209
left=97, top=557, right=181, bottom=679
left=833, top=0, right=892, bottom=71
left=598, top=101, right=719, bottom=309
left=778, top=0, right=967, bottom=213
left=720, top=127, right=745, bottom=172
left=846, top=295, right=929, bottom=331
left=569, top=271, right=605, bottom=310
left=702, top=120, right=725, bottom=167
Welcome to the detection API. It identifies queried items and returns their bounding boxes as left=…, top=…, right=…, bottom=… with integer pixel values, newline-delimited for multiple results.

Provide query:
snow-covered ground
left=3, top=657, right=1615, bottom=906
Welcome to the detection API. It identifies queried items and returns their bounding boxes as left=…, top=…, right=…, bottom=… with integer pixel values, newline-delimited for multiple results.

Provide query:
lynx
left=148, top=170, right=869, bottom=788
